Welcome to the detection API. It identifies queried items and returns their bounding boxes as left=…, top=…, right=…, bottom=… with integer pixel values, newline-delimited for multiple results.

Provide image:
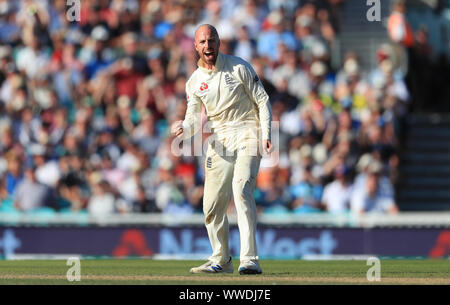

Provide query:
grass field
left=0, top=259, right=449, bottom=285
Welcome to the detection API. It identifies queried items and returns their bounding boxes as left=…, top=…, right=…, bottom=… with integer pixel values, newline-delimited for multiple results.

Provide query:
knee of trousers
left=203, top=190, right=232, bottom=225
left=232, top=177, right=255, bottom=203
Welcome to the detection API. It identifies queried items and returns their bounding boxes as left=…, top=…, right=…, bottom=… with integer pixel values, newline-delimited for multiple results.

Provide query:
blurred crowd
left=0, top=0, right=427, bottom=217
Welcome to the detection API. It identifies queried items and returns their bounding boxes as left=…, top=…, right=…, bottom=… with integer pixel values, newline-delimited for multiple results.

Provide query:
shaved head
left=194, top=24, right=220, bottom=69
left=195, top=24, right=220, bottom=40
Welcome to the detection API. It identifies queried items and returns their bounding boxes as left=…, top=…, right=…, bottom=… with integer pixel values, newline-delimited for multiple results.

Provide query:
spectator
left=231, top=0, right=266, bottom=40
left=14, top=166, right=54, bottom=212
left=387, top=0, right=414, bottom=48
left=30, top=144, right=61, bottom=188
left=80, top=25, right=113, bottom=80
left=15, top=35, right=49, bottom=80
left=232, top=25, right=255, bottom=63
left=0, top=177, right=15, bottom=212
left=321, top=164, right=353, bottom=213
left=56, top=172, right=87, bottom=212
left=256, top=166, right=291, bottom=213
left=87, top=179, right=117, bottom=216
left=132, top=185, right=158, bottom=213
left=112, top=32, right=148, bottom=100
left=4, top=153, right=23, bottom=196
left=289, top=165, right=323, bottom=214
left=354, top=156, right=394, bottom=199
left=177, top=162, right=204, bottom=213
left=257, top=10, right=298, bottom=61
left=131, top=110, right=160, bottom=157
left=350, top=162, right=398, bottom=214
left=154, top=158, right=187, bottom=213
left=271, top=49, right=309, bottom=103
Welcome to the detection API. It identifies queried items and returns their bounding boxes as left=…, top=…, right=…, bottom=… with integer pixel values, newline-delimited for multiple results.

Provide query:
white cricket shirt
left=182, top=52, right=272, bottom=149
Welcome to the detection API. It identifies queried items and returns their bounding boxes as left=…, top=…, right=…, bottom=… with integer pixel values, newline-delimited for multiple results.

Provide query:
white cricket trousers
left=203, top=140, right=261, bottom=265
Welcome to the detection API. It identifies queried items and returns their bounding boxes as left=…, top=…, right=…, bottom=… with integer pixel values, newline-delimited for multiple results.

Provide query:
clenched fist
left=171, top=120, right=184, bottom=137
left=263, top=139, right=273, bottom=155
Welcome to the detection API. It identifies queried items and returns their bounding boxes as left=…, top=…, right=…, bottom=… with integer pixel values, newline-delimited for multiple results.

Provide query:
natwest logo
left=159, top=229, right=338, bottom=258
left=429, top=230, right=450, bottom=257
left=112, top=229, right=153, bottom=257
left=199, top=82, right=208, bottom=91
left=0, top=229, right=21, bottom=258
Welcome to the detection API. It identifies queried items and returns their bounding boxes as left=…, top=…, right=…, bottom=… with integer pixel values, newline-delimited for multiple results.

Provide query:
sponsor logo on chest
left=196, top=82, right=210, bottom=98
left=199, top=82, right=209, bottom=92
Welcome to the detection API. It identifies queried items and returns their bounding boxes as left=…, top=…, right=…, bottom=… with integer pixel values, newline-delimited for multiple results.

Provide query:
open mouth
left=204, top=51, right=215, bottom=60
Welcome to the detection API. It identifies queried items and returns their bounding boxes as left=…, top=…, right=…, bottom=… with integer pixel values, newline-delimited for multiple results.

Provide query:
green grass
left=0, top=259, right=449, bottom=285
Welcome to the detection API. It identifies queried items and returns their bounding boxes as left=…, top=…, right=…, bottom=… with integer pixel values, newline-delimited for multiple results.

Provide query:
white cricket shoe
left=189, top=257, right=233, bottom=274
left=238, top=260, right=262, bottom=275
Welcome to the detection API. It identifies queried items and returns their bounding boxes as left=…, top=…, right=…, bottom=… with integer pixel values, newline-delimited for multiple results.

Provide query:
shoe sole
left=190, top=269, right=234, bottom=274
left=238, top=269, right=262, bottom=275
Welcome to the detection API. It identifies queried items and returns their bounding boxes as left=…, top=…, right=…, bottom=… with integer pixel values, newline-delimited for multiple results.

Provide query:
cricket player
left=171, top=24, right=272, bottom=275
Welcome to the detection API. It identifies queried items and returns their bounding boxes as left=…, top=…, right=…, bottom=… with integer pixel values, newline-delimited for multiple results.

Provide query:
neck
left=198, top=53, right=219, bottom=70
left=198, top=59, right=215, bottom=70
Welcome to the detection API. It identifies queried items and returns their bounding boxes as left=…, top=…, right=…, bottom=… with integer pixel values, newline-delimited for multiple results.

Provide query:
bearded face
left=194, top=26, right=220, bottom=67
